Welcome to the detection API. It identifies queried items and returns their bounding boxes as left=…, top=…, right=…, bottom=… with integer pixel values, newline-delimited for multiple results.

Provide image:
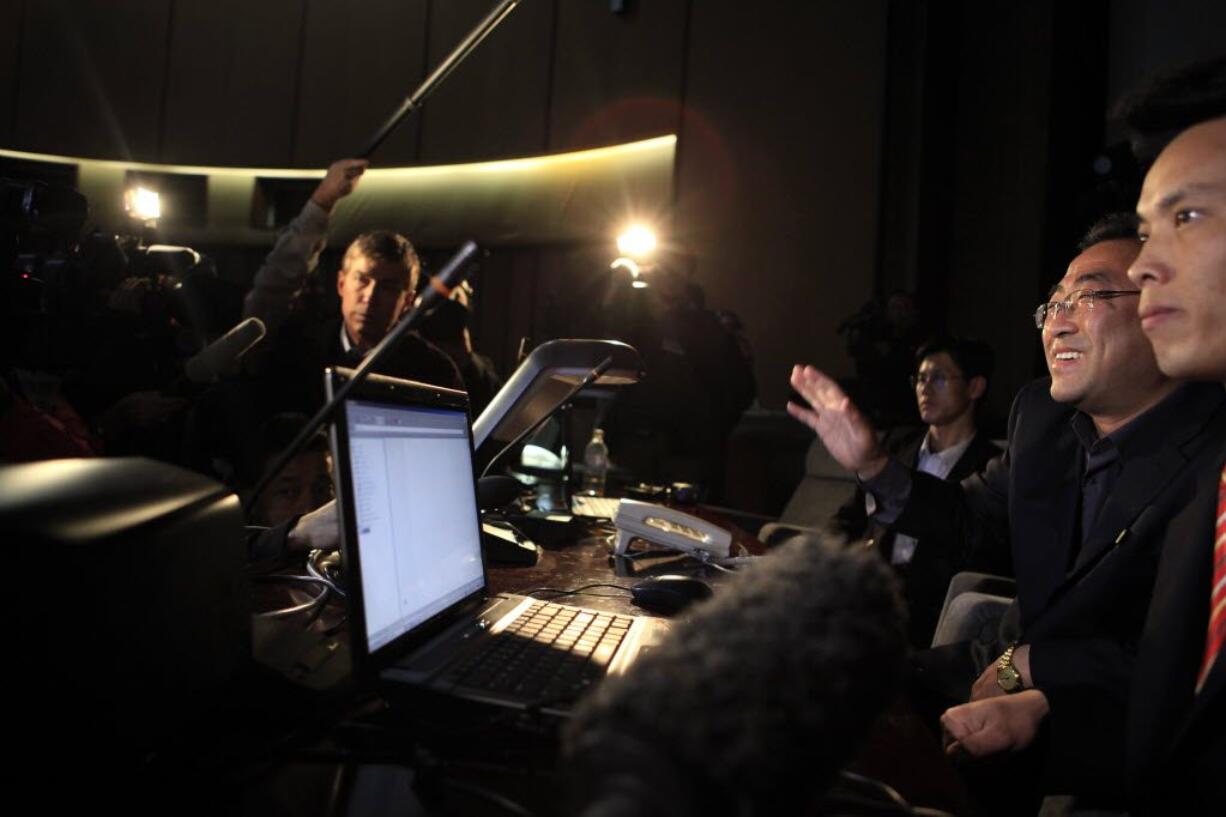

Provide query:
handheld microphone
left=562, top=534, right=908, bottom=817
left=183, top=317, right=266, bottom=383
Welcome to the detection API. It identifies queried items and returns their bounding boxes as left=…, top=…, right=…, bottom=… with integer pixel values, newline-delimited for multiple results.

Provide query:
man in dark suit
left=936, top=59, right=1226, bottom=812
left=831, top=336, right=1002, bottom=648
left=241, top=159, right=461, bottom=421
left=790, top=213, right=1226, bottom=806
left=1122, top=77, right=1226, bottom=814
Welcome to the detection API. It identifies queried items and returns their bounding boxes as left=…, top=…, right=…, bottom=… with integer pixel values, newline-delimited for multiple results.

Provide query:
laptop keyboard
left=443, top=601, right=634, bottom=701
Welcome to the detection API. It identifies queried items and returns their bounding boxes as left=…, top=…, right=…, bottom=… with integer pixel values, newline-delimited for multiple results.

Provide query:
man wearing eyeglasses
left=790, top=212, right=1226, bottom=805
left=830, top=337, right=1001, bottom=648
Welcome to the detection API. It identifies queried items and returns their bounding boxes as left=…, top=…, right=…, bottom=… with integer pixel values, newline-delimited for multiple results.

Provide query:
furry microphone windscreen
left=562, top=533, right=908, bottom=817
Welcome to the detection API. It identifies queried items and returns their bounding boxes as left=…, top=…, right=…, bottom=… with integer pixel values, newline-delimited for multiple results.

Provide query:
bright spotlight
left=125, top=187, right=161, bottom=221
left=631, top=280, right=649, bottom=289
left=616, top=224, right=656, bottom=258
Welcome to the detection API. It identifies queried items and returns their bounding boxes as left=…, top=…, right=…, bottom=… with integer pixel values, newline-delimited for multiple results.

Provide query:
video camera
left=3, top=177, right=221, bottom=357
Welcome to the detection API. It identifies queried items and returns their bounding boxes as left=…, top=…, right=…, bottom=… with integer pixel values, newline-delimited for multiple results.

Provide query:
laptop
left=325, top=367, right=671, bottom=712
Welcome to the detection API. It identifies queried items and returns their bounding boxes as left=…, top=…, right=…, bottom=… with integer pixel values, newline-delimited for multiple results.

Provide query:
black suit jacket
left=1122, top=444, right=1226, bottom=813
left=248, top=315, right=463, bottom=418
left=892, top=379, right=1226, bottom=792
left=833, top=427, right=1002, bottom=647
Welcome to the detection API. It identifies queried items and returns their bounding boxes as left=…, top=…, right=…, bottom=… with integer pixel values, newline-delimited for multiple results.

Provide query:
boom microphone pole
left=358, top=0, right=522, bottom=158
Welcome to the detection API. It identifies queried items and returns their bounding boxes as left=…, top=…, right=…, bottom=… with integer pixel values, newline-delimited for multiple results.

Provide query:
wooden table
left=485, top=504, right=766, bottom=615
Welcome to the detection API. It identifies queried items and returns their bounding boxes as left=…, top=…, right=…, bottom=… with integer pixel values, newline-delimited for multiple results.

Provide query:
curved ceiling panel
left=0, top=135, right=675, bottom=247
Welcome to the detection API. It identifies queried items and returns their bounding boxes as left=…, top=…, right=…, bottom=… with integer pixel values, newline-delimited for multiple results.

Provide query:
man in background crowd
left=830, top=336, right=1001, bottom=648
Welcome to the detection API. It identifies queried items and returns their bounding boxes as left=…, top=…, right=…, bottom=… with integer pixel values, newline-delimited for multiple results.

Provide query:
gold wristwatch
left=996, top=643, right=1025, bottom=694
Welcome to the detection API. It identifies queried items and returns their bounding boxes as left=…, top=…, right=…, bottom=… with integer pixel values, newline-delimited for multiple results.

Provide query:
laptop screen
left=344, top=398, right=485, bottom=654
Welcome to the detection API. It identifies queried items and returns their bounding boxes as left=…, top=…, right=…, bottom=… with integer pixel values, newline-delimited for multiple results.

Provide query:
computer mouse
left=630, top=575, right=713, bottom=615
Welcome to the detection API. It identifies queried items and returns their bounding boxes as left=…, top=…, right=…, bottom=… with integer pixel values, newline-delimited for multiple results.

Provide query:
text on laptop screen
left=345, top=399, right=485, bottom=653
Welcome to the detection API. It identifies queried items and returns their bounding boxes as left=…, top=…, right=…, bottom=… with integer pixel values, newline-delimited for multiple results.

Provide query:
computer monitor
left=0, top=457, right=248, bottom=762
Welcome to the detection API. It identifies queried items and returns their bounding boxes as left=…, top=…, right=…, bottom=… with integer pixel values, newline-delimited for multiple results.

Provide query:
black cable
left=251, top=574, right=329, bottom=586
left=251, top=574, right=332, bottom=619
left=354, top=669, right=584, bottom=745
left=319, top=613, right=350, bottom=637
left=834, top=770, right=954, bottom=817
left=323, top=761, right=350, bottom=817
left=441, top=778, right=539, bottom=817
left=300, top=589, right=332, bottom=630
left=306, top=549, right=346, bottom=597
left=524, top=583, right=633, bottom=599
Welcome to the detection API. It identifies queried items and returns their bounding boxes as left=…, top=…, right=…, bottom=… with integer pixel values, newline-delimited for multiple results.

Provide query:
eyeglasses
left=1033, top=289, right=1140, bottom=329
left=910, top=372, right=964, bottom=390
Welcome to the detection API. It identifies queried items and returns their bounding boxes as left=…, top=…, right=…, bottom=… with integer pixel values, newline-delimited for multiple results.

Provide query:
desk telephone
left=613, top=499, right=733, bottom=559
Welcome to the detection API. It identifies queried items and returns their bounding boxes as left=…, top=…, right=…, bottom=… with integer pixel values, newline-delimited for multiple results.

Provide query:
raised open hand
left=786, top=364, right=887, bottom=479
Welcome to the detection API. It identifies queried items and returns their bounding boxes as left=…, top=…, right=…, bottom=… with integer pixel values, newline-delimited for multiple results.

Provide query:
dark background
left=2, top=0, right=1223, bottom=416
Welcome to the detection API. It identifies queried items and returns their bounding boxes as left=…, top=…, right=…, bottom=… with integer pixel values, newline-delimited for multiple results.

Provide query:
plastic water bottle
left=581, top=428, right=609, bottom=496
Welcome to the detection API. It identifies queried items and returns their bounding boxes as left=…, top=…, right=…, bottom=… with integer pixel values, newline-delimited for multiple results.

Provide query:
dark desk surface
left=486, top=504, right=765, bottom=616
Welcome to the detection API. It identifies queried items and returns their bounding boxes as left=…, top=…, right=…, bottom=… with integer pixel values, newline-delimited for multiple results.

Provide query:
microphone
left=183, top=317, right=266, bottom=383
left=562, top=534, right=908, bottom=817
left=414, top=242, right=479, bottom=312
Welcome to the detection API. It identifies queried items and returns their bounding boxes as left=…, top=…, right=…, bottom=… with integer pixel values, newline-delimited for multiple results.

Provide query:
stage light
left=631, top=280, right=649, bottom=289
left=616, top=224, right=656, bottom=258
left=125, top=186, right=161, bottom=221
